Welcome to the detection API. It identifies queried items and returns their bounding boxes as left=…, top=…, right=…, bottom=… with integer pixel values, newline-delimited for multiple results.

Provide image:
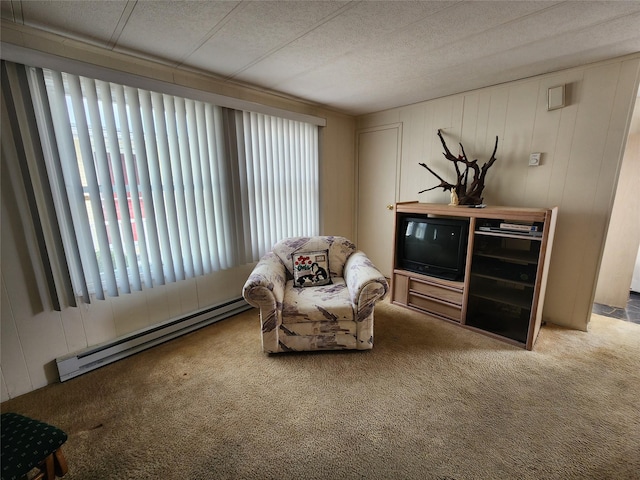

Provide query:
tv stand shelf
left=473, top=248, right=539, bottom=264
left=475, top=230, right=544, bottom=241
left=391, top=202, right=558, bottom=350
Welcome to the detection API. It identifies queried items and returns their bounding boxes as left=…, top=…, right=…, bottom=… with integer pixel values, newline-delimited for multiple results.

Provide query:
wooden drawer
left=408, top=293, right=462, bottom=321
left=392, top=273, right=410, bottom=304
left=409, top=278, right=463, bottom=306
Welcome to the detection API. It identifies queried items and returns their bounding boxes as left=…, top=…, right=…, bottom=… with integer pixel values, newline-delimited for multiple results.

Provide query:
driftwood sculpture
left=419, top=130, right=498, bottom=206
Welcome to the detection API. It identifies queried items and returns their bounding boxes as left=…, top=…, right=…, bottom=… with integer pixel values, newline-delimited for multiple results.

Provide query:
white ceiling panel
left=402, top=3, right=640, bottom=81
left=2, top=0, right=640, bottom=115
left=236, top=1, right=458, bottom=88
left=116, top=1, right=240, bottom=65
left=393, top=1, right=560, bottom=52
left=476, top=10, right=640, bottom=77
left=186, top=1, right=350, bottom=77
left=19, top=0, right=129, bottom=47
left=259, top=1, right=567, bottom=106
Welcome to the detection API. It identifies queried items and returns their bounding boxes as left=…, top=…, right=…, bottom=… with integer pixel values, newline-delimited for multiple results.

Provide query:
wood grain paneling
left=1, top=279, right=32, bottom=398
left=358, top=54, right=640, bottom=331
left=1, top=369, right=9, bottom=403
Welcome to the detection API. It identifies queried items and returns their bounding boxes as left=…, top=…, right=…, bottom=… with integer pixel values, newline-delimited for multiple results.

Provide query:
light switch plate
left=529, top=153, right=541, bottom=166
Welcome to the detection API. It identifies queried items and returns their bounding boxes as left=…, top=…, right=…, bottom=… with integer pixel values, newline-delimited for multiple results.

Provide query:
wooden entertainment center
left=391, top=202, right=558, bottom=350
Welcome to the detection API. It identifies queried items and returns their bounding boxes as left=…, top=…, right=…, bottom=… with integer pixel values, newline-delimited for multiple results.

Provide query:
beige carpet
left=2, top=300, right=639, bottom=480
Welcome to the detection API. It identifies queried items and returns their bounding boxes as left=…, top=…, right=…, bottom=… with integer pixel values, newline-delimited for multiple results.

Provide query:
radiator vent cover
left=56, top=297, right=250, bottom=382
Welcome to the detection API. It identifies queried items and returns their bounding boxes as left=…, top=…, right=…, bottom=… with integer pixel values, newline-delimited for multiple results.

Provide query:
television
left=396, top=215, right=469, bottom=281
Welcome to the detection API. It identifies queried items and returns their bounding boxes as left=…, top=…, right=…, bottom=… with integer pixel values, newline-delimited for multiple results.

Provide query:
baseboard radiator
left=56, top=297, right=251, bottom=382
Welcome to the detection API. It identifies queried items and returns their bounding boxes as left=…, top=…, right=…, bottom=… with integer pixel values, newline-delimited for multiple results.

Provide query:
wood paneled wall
left=357, top=54, right=640, bottom=333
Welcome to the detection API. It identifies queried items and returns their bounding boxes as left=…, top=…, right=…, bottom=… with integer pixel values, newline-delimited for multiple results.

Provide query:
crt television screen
left=403, top=219, right=464, bottom=270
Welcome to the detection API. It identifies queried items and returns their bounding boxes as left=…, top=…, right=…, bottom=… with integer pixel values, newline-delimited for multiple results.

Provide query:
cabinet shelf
left=465, top=307, right=529, bottom=344
left=473, top=249, right=539, bottom=264
left=468, top=282, right=533, bottom=309
left=470, top=272, right=534, bottom=288
left=475, top=230, right=543, bottom=241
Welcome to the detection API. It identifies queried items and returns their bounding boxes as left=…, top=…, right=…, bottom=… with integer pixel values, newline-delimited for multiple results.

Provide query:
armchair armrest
left=344, top=251, right=389, bottom=321
left=242, top=253, right=287, bottom=352
left=242, top=252, right=287, bottom=310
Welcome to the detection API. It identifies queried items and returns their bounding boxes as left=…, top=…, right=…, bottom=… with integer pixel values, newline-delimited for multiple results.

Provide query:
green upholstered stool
left=1, top=413, right=68, bottom=480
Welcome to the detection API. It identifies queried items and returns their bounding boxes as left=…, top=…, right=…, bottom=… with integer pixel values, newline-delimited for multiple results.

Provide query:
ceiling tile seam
left=263, top=1, right=567, bottom=94
left=107, top=0, right=137, bottom=50
left=343, top=49, right=640, bottom=116
left=496, top=1, right=640, bottom=49
left=390, top=1, right=568, bottom=64
left=412, top=49, right=633, bottom=109
left=470, top=0, right=640, bottom=41
left=176, top=1, right=249, bottom=69
left=222, top=0, right=361, bottom=82
left=382, top=0, right=464, bottom=38
left=466, top=9, right=640, bottom=67
left=336, top=0, right=563, bottom=81
left=263, top=1, right=465, bottom=89
left=309, top=0, right=564, bottom=71
left=322, top=49, right=640, bottom=116
left=375, top=8, right=640, bottom=85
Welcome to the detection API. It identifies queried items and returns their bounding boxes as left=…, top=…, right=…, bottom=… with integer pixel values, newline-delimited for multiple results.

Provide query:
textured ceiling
left=2, top=0, right=640, bottom=115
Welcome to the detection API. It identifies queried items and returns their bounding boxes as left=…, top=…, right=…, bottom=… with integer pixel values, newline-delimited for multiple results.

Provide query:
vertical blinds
left=9, top=62, right=319, bottom=305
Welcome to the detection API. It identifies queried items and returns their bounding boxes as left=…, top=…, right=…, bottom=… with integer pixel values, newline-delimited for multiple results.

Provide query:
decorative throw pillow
left=292, top=250, right=332, bottom=287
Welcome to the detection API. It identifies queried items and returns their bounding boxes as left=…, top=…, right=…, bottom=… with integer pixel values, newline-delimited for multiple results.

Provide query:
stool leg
left=54, top=447, right=68, bottom=477
left=43, top=453, right=55, bottom=479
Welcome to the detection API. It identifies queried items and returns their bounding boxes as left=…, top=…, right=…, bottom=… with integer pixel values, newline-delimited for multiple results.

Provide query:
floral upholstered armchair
left=242, top=236, right=389, bottom=353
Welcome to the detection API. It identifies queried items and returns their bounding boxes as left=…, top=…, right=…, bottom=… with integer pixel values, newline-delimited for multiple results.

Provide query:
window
left=4, top=60, right=319, bottom=305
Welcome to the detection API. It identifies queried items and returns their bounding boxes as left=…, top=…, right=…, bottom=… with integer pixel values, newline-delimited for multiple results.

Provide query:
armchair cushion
left=282, top=278, right=353, bottom=324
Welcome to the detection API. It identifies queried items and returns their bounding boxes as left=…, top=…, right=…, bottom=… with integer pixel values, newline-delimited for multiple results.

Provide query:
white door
left=356, top=124, right=402, bottom=278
